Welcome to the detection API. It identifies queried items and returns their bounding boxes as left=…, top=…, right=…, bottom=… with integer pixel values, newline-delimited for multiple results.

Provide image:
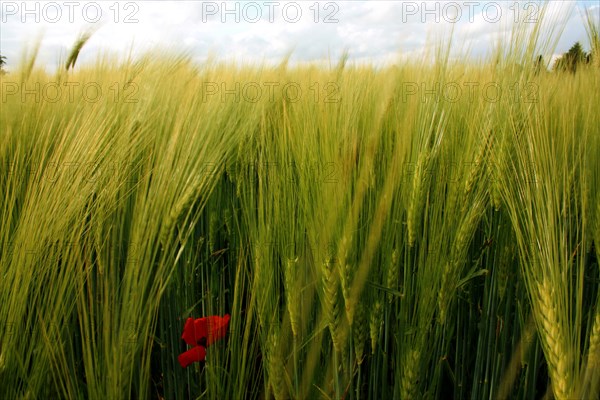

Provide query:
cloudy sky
left=0, top=1, right=598, bottom=71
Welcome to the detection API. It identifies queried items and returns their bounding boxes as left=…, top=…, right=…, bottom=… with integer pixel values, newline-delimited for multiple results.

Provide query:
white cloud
left=0, top=0, right=597, bottom=72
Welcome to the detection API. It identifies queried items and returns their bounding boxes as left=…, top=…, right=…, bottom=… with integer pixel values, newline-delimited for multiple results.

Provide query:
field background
left=1, top=10, right=599, bottom=400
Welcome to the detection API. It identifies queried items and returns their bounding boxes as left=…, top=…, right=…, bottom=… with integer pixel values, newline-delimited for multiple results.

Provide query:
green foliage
left=553, top=41, right=592, bottom=73
left=0, top=55, right=6, bottom=75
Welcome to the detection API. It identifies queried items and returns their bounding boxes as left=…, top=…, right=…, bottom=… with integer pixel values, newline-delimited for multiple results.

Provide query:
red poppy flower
left=179, top=314, right=230, bottom=368
left=178, top=345, right=206, bottom=368
left=181, top=314, right=230, bottom=347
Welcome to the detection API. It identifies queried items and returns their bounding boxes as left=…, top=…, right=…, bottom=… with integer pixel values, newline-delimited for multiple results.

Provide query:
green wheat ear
left=407, top=149, right=430, bottom=247
left=369, top=300, right=383, bottom=354
left=285, top=257, right=300, bottom=337
left=353, top=303, right=367, bottom=364
left=65, top=29, right=96, bottom=71
left=265, top=325, right=286, bottom=400
left=322, top=258, right=341, bottom=352
left=386, top=248, right=399, bottom=303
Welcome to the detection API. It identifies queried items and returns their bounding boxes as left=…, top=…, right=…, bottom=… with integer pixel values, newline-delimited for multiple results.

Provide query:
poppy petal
left=182, top=317, right=208, bottom=347
left=206, top=314, right=230, bottom=346
left=178, top=345, right=206, bottom=368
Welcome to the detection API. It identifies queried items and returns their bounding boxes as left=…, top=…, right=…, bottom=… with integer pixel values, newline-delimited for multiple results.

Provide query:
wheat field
left=0, top=8, right=599, bottom=400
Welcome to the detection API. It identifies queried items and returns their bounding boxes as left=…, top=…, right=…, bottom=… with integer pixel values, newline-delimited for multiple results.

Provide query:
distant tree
left=586, top=52, right=593, bottom=65
left=553, top=42, right=588, bottom=73
left=534, top=55, right=545, bottom=75
left=0, top=55, right=6, bottom=75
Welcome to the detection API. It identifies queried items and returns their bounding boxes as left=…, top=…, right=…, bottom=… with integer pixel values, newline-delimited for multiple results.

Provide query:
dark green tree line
left=553, top=42, right=593, bottom=73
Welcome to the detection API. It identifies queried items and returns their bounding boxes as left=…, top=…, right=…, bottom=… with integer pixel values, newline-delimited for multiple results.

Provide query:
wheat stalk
left=159, top=173, right=205, bottom=246
left=453, top=200, right=485, bottom=260
left=437, top=261, right=453, bottom=325
left=400, top=347, right=421, bottom=399
left=369, top=300, right=383, bottom=353
left=536, top=277, right=573, bottom=400
left=464, top=131, right=493, bottom=196
left=322, top=258, right=341, bottom=352
left=438, top=202, right=484, bottom=324
left=285, top=257, right=300, bottom=337
left=266, top=326, right=286, bottom=400
left=353, top=303, right=367, bottom=365
left=407, top=150, right=430, bottom=247
left=208, top=211, right=218, bottom=252
left=582, top=302, right=600, bottom=397
left=496, top=245, right=513, bottom=301
left=337, top=236, right=354, bottom=324
left=386, top=249, right=399, bottom=303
